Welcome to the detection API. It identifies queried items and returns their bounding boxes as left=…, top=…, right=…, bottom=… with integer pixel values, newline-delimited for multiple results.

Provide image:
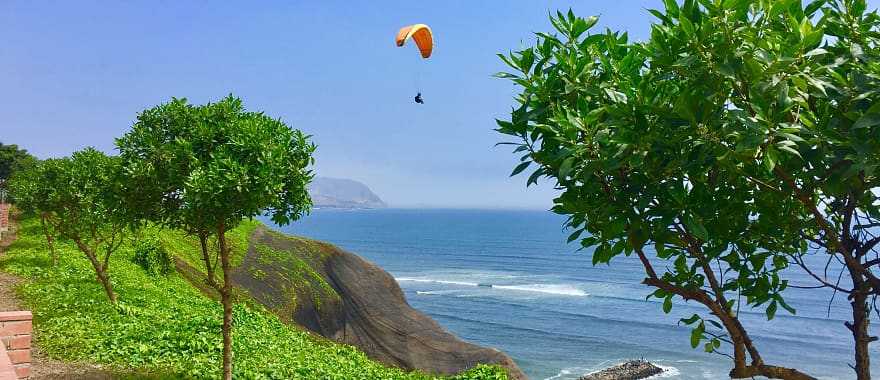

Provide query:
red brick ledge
left=0, top=311, right=31, bottom=379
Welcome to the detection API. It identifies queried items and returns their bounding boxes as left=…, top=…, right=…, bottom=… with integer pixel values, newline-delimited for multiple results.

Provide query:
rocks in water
left=579, top=360, right=664, bottom=380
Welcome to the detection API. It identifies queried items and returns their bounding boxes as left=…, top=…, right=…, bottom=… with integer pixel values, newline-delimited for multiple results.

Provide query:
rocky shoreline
left=579, top=360, right=664, bottom=380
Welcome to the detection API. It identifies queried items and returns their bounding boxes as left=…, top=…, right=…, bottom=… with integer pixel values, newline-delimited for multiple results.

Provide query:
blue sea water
left=266, top=208, right=877, bottom=380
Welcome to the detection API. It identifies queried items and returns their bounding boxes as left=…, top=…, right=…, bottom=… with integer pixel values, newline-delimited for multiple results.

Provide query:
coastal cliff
left=177, top=224, right=525, bottom=379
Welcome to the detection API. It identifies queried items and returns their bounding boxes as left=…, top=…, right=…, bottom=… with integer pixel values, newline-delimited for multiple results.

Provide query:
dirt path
left=0, top=217, right=114, bottom=380
left=0, top=222, right=24, bottom=312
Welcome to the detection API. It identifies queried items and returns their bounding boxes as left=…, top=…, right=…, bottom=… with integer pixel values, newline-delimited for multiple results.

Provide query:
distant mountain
left=308, top=177, right=387, bottom=209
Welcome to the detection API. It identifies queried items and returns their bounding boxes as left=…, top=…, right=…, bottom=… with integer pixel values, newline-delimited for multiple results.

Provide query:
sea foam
left=491, top=284, right=588, bottom=297
left=647, top=364, right=680, bottom=379
left=397, top=278, right=479, bottom=287
left=397, top=277, right=587, bottom=297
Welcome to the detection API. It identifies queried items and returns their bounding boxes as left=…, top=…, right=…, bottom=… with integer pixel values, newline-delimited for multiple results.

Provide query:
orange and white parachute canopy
left=395, top=24, right=433, bottom=59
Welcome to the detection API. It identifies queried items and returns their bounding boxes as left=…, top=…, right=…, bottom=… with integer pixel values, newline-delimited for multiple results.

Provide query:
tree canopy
left=10, top=148, right=127, bottom=303
left=497, top=1, right=879, bottom=379
left=0, top=142, right=38, bottom=188
left=7, top=159, right=65, bottom=265
left=117, top=96, right=315, bottom=232
left=116, top=95, right=315, bottom=380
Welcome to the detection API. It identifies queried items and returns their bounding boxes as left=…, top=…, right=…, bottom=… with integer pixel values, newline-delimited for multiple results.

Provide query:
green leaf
left=567, top=229, right=584, bottom=243
left=604, top=88, right=628, bottom=103
left=853, top=113, right=880, bottom=130
left=647, top=9, right=670, bottom=23
left=519, top=49, right=535, bottom=73
left=766, top=300, right=778, bottom=320
left=777, top=144, right=802, bottom=158
left=497, top=53, right=518, bottom=71
left=559, top=157, right=575, bottom=178
left=680, top=314, right=701, bottom=325
left=690, top=322, right=704, bottom=348
left=663, top=296, right=673, bottom=313
left=804, top=48, right=828, bottom=57
left=679, top=17, right=695, bottom=36
left=664, top=0, right=680, bottom=16
left=572, top=16, right=599, bottom=38
left=778, top=297, right=797, bottom=315
left=526, top=168, right=545, bottom=186
left=704, top=341, right=715, bottom=353
left=684, top=215, right=709, bottom=242
left=804, top=0, right=827, bottom=17
left=763, top=146, right=777, bottom=173
left=510, top=162, right=531, bottom=177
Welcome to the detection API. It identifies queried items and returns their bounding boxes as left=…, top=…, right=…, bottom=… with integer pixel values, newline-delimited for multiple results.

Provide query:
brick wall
left=0, top=311, right=32, bottom=379
left=0, top=204, right=9, bottom=233
left=0, top=203, right=9, bottom=232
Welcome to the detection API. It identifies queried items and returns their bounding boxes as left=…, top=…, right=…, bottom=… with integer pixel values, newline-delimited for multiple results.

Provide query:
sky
left=1, top=1, right=878, bottom=209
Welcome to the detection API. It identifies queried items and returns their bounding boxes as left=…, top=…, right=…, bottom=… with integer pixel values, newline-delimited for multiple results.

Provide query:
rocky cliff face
left=308, top=177, right=387, bottom=209
left=227, top=226, right=526, bottom=379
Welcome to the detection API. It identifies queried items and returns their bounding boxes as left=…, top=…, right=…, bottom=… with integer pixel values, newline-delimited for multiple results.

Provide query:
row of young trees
left=8, top=95, right=316, bottom=380
left=0, top=142, right=38, bottom=190
left=498, top=0, right=879, bottom=379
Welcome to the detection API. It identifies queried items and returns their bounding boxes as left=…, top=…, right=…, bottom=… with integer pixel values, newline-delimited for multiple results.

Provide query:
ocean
left=266, top=208, right=877, bottom=380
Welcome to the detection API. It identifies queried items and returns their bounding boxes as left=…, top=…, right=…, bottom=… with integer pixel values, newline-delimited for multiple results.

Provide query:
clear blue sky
left=2, top=1, right=877, bottom=209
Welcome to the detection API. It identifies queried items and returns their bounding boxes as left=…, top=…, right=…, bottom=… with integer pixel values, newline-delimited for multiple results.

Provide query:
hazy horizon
left=4, top=1, right=878, bottom=209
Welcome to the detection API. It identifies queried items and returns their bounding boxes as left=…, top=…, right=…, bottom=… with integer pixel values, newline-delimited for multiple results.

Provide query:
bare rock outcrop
left=229, top=226, right=526, bottom=379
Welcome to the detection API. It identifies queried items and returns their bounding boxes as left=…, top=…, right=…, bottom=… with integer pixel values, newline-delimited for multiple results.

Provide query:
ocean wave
left=397, top=278, right=479, bottom=287
left=491, top=284, right=588, bottom=297
left=397, top=277, right=587, bottom=297
left=543, top=365, right=595, bottom=380
left=415, top=290, right=458, bottom=296
left=648, top=364, right=680, bottom=379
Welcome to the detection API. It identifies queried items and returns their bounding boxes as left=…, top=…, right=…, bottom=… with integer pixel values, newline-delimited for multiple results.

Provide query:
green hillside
left=0, top=216, right=507, bottom=380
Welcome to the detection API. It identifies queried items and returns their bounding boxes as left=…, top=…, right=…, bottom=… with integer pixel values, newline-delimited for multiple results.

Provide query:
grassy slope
left=0, top=216, right=507, bottom=380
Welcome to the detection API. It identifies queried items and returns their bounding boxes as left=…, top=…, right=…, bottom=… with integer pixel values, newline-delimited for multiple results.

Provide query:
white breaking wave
left=543, top=366, right=593, bottom=380
left=396, top=278, right=479, bottom=287
left=397, top=277, right=587, bottom=297
left=415, top=290, right=458, bottom=296
left=647, top=364, right=680, bottom=379
left=491, top=284, right=588, bottom=297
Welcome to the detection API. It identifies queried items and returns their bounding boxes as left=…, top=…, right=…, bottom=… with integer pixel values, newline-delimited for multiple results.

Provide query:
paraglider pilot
left=396, top=24, right=432, bottom=105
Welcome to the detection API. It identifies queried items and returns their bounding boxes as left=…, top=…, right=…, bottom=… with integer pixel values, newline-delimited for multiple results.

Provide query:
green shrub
left=132, top=238, right=174, bottom=276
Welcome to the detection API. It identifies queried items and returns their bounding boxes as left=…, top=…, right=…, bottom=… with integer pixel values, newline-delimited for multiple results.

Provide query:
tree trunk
left=850, top=290, right=871, bottom=380
left=73, top=238, right=117, bottom=304
left=40, top=214, right=56, bottom=266
left=96, top=267, right=117, bottom=304
left=217, top=226, right=233, bottom=380
left=199, top=232, right=216, bottom=287
left=642, top=275, right=816, bottom=380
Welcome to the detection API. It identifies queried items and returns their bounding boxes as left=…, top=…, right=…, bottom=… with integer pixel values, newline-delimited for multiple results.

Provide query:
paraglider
left=395, top=24, right=433, bottom=58
left=396, top=24, right=433, bottom=104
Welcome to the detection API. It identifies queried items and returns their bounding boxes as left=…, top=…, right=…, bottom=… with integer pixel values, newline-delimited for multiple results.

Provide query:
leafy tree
left=497, top=1, right=878, bottom=378
left=20, top=149, right=126, bottom=303
left=0, top=142, right=38, bottom=188
left=7, top=160, right=64, bottom=266
left=116, top=95, right=315, bottom=380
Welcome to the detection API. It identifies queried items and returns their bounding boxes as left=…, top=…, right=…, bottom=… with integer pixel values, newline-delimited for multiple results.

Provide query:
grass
left=0, top=216, right=508, bottom=380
